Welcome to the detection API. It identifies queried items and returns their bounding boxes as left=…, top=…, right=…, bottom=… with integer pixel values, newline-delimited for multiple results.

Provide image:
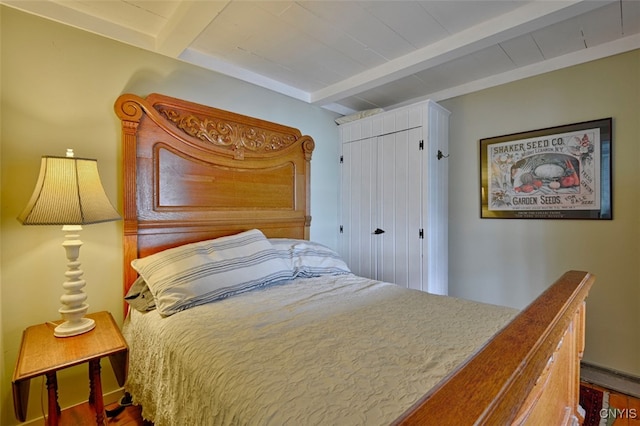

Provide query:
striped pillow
left=269, top=239, right=351, bottom=278
left=132, top=229, right=293, bottom=316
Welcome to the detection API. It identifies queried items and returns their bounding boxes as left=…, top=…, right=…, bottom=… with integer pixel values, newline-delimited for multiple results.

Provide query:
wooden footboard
left=395, top=270, right=594, bottom=425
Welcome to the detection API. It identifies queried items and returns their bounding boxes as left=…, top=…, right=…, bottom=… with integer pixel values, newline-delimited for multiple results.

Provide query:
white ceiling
left=3, top=0, right=640, bottom=115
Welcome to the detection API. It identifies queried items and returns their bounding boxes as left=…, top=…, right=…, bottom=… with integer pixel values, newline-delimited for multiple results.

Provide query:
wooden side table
left=12, top=311, right=128, bottom=425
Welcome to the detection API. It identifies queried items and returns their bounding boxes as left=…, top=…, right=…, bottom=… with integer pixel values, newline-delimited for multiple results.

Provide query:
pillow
left=269, top=239, right=351, bottom=278
left=131, top=229, right=294, bottom=316
left=334, top=108, right=384, bottom=125
left=124, top=276, right=156, bottom=312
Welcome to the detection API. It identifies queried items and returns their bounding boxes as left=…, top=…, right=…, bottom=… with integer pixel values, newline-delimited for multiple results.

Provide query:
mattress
left=122, top=274, right=517, bottom=426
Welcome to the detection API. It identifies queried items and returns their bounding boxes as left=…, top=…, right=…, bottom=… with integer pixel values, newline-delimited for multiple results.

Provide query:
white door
left=377, top=128, right=424, bottom=290
left=340, top=128, right=424, bottom=289
left=340, top=136, right=377, bottom=279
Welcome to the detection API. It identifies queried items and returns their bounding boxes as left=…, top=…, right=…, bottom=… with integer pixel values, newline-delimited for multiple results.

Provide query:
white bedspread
left=122, top=274, right=517, bottom=426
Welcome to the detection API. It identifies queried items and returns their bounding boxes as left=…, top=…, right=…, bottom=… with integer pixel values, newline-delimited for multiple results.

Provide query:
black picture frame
left=480, top=118, right=612, bottom=219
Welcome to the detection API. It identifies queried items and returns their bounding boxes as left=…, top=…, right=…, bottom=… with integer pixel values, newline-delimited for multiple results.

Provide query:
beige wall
left=0, top=7, right=340, bottom=425
left=440, top=49, right=640, bottom=376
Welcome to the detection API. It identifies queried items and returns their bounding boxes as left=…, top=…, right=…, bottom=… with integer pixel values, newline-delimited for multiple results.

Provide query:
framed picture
left=480, top=118, right=612, bottom=219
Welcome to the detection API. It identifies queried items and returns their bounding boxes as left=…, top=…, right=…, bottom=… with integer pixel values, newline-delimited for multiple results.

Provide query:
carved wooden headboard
left=114, top=93, right=314, bottom=297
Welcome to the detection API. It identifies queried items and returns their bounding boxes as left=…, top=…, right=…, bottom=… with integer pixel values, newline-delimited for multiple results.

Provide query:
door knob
left=373, top=228, right=385, bottom=235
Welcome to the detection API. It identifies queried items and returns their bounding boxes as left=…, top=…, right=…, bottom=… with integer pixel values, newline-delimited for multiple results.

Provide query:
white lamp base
left=54, top=316, right=96, bottom=337
left=55, top=225, right=95, bottom=338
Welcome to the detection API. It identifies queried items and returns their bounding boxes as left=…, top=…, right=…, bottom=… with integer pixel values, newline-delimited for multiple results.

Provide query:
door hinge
left=339, top=225, right=344, bottom=234
left=418, top=140, right=424, bottom=150
left=419, top=229, right=424, bottom=239
left=340, top=155, right=344, bottom=164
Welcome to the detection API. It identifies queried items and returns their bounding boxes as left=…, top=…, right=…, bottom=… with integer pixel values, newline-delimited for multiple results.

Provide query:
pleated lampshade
left=18, top=155, right=120, bottom=225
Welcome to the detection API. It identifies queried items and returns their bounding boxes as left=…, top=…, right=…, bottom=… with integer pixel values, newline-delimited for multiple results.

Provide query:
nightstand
left=12, top=311, right=128, bottom=425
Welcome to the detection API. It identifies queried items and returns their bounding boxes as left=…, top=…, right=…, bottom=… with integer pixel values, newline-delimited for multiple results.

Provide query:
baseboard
left=21, top=388, right=125, bottom=426
left=581, top=361, right=640, bottom=398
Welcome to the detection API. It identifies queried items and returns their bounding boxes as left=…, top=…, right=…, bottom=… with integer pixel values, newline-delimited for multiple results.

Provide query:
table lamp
left=17, top=149, right=121, bottom=337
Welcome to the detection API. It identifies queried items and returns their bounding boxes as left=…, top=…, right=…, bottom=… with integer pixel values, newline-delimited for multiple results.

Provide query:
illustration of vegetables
left=561, top=159, right=580, bottom=188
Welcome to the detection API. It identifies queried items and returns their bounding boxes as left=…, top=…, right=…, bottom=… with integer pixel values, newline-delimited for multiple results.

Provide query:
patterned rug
left=580, top=384, right=610, bottom=426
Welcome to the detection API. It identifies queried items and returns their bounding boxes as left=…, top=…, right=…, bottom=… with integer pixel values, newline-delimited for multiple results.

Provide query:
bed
left=114, top=93, right=594, bottom=425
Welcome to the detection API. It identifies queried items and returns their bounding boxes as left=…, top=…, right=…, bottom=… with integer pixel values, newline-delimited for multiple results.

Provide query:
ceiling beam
left=155, top=1, right=231, bottom=58
left=180, top=48, right=312, bottom=103
left=310, top=0, right=615, bottom=107
left=390, top=33, right=640, bottom=110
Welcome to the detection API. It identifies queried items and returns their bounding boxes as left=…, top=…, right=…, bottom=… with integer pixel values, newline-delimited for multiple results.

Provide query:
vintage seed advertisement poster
left=480, top=119, right=612, bottom=219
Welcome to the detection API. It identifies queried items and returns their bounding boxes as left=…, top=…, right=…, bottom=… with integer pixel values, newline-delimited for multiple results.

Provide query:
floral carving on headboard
left=157, top=106, right=298, bottom=159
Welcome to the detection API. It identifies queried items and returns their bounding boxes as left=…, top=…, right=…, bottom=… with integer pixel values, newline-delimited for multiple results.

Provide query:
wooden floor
left=57, top=400, right=149, bottom=426
left=57, top=383, right=640, bottom=425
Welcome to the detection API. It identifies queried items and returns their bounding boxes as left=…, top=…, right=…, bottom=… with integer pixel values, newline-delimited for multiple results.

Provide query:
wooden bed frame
left=115, top=93, right=594, bottom=425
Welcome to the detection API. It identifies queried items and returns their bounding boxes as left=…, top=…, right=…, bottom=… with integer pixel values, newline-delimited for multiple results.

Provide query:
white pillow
left=269, top=239, right=351, bottom=278
left=132, top=229, right=293, bottom=316
left=124, top=276, right=156, bottom=312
